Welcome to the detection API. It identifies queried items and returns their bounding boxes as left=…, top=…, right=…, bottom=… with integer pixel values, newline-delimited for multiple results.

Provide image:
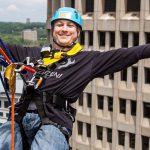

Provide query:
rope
left=11, top=93, right=15, bottom=150
left=0, top=47, right=15, bottom=150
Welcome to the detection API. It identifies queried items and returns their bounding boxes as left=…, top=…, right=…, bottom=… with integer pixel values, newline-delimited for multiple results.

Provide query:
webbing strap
left=15, top=95, right=31, bottom=123
left=43, top=43, right=82, bottom=65
left=52, top=95, right=76, bottom=122
left=15, top=95, right=31, bottom=150
left=34, top=92, right=50, bottom=124
left=19, top=123, right=29, bottom=150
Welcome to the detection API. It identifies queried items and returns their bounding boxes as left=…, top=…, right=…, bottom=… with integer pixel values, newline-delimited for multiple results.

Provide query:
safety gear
left=51, top=7, right=82, bottom=29
left=14, top=42, right=81, bottom=125
left=4, top=63, right=17, bottom=94
left=14, top=89, right=76, bottom=149
left=41, top=43, right=82, bottom=66
left=0, top=55, right=9, bottom=67
left=40, top=45, right=51, bottom=58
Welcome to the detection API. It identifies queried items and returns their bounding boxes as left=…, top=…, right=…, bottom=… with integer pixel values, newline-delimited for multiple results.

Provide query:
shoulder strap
left=42, top=43, right=82, bottom=66
left=34, top=92, right=50, bottom=124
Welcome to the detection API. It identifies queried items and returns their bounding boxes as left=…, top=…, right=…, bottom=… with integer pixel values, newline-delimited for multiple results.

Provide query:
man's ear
left=77, top=27, right=81, bottom=37
left=51, top=27, right=54, bottom=37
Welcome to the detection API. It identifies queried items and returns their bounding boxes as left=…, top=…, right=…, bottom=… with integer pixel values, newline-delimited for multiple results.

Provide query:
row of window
left=0, top=100, right=9, bottom=108
left=65, top=0, right=141, bottom=13
left=0, top=111, right=9, bottom=118
left=79, top=93, right=150, bottom=119
left=98, top=67, right=150, bottom=84
left=80, top=32, right=150, bottom=47
left=77, top=121, right=150, bottom=149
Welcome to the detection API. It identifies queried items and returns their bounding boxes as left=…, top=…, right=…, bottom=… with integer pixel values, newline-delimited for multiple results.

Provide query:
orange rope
left=11, top=93, right=15, bottom=150
left=0, top=46, right=15, bottom=149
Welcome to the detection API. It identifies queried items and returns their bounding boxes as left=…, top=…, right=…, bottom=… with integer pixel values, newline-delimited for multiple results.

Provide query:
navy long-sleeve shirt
left=6, top=44, right=150, bottom=131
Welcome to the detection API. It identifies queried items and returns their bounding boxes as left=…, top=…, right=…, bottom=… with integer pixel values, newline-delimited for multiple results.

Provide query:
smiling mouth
left=59, top=35, right=71, bottom=38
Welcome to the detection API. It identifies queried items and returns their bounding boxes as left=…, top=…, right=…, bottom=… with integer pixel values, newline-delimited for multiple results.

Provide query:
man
left=1, top=7, right=150, bottom=150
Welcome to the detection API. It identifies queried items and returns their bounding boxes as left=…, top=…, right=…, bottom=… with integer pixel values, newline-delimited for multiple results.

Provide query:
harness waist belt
left=52, top=95, right=76, bottom=118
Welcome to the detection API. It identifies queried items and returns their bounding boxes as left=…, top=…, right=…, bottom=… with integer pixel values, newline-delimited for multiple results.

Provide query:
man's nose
left=61, top=24, right=68, bottom=31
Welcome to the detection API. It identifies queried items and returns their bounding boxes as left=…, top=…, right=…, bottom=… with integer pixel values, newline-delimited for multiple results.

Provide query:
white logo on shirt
left=57, top=58, right=75, bottom=69
left=43, top=71, right=63, bottom=79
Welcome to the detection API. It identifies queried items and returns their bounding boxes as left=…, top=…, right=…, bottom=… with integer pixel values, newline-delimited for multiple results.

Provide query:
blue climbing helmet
left=51, top=7, right=82, bottom=29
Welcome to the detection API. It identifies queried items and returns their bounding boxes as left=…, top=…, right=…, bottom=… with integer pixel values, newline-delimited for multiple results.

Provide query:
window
left=120, top=98, right=126, bottom=114
left=109, top=73, right=114, bottom=80
left=131, top=100, right=136, bottom=116
left=79, top=92, right=83, bottom=106
left=104, top=0, right=116, bottom=12
left=121, top=32, right=128, bottom=47
left=107, top=128, right=112, bottom=143
left=77, top=121, right=83, bottom=135
left=121, top=69, right=127, bottom=81
left=4, top=101, right=9, bottom=108
left=0, top=112, right=3, bottom=117
left=6, top=113, right=9, bottom=118
left=130, top=133, right=135, bottom=148
left=80, top=31, right=85, bottom=45
left=142, top=136, right=149, bottom=150
left=99, top=32, right=105, bottom=47
left=66, top=0, right=75, bottom=8
left=133, top=33, right=139, bottom=46
left=118, top=131, right=125, bottom=146
left=127, top=0, right=140, bottom=12
left=97, top=95, right=104, bottom=109
left=85, top=0, right=94, bottom=13
left=70, top=147, right=72, bottom=150
left=87, top=93, right=92, bottom=108
left=108, top=97, right=113, bottom=111
left=86, top=123, right=91, bottom=137
left=132, top=67, right=138, bottom=82
left=97, top=126, right=103, bottom=140
left=143, top=102, right=150, bottom=118
left=89, top=31, right=93, bottom=46
left=145, top=68, right=150, bottom=84
left=99, top=31, right=115, bottom=48
left=110, top=32, right=115, bottom=47
left=71, top=0, right=75, bottom=8
left=146, top=33, right=150, bottom=44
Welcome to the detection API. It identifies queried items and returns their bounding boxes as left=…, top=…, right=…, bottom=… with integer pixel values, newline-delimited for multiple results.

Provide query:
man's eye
left=68, top=24, right=74, bottom=27
left=56, top=24, right=63, bottom=27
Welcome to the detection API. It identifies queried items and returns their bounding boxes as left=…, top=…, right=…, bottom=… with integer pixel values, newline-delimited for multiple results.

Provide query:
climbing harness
left=41, top=42, right=82, bottom=66
left=0, top=42, right=83, bottom=149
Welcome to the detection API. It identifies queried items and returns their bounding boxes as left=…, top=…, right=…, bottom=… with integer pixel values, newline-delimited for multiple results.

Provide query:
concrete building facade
left=46, top=0, right=150, bottom=150
left=0, top=0, right=150, bottom=150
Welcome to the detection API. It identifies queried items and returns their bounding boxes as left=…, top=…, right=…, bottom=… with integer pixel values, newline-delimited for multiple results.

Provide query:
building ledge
left=99, top=12, right=116, bottom=20
left=121, top=12, right=139, bottom=20
left=145, top=15, right=150, bottom=20
left=82, top=13, right=94, bottom=19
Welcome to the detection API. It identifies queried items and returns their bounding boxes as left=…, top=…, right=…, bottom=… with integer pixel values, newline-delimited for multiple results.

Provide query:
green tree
left=0, top=22, right=47, bottom=46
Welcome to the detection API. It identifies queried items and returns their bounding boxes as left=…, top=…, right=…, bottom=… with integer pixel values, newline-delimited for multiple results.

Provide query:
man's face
left=53, top=20, right=80, bottom=46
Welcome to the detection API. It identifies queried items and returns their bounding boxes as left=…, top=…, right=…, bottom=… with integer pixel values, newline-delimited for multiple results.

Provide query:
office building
left=0, top=0, right=150, bottom=149
left=46, top=0, right=150, bottom=150
left=22, top=29, right=37, bottom=42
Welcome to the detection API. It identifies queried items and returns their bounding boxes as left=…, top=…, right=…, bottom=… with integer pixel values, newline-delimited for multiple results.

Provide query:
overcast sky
left=0, top=0, right=47, bottom=22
